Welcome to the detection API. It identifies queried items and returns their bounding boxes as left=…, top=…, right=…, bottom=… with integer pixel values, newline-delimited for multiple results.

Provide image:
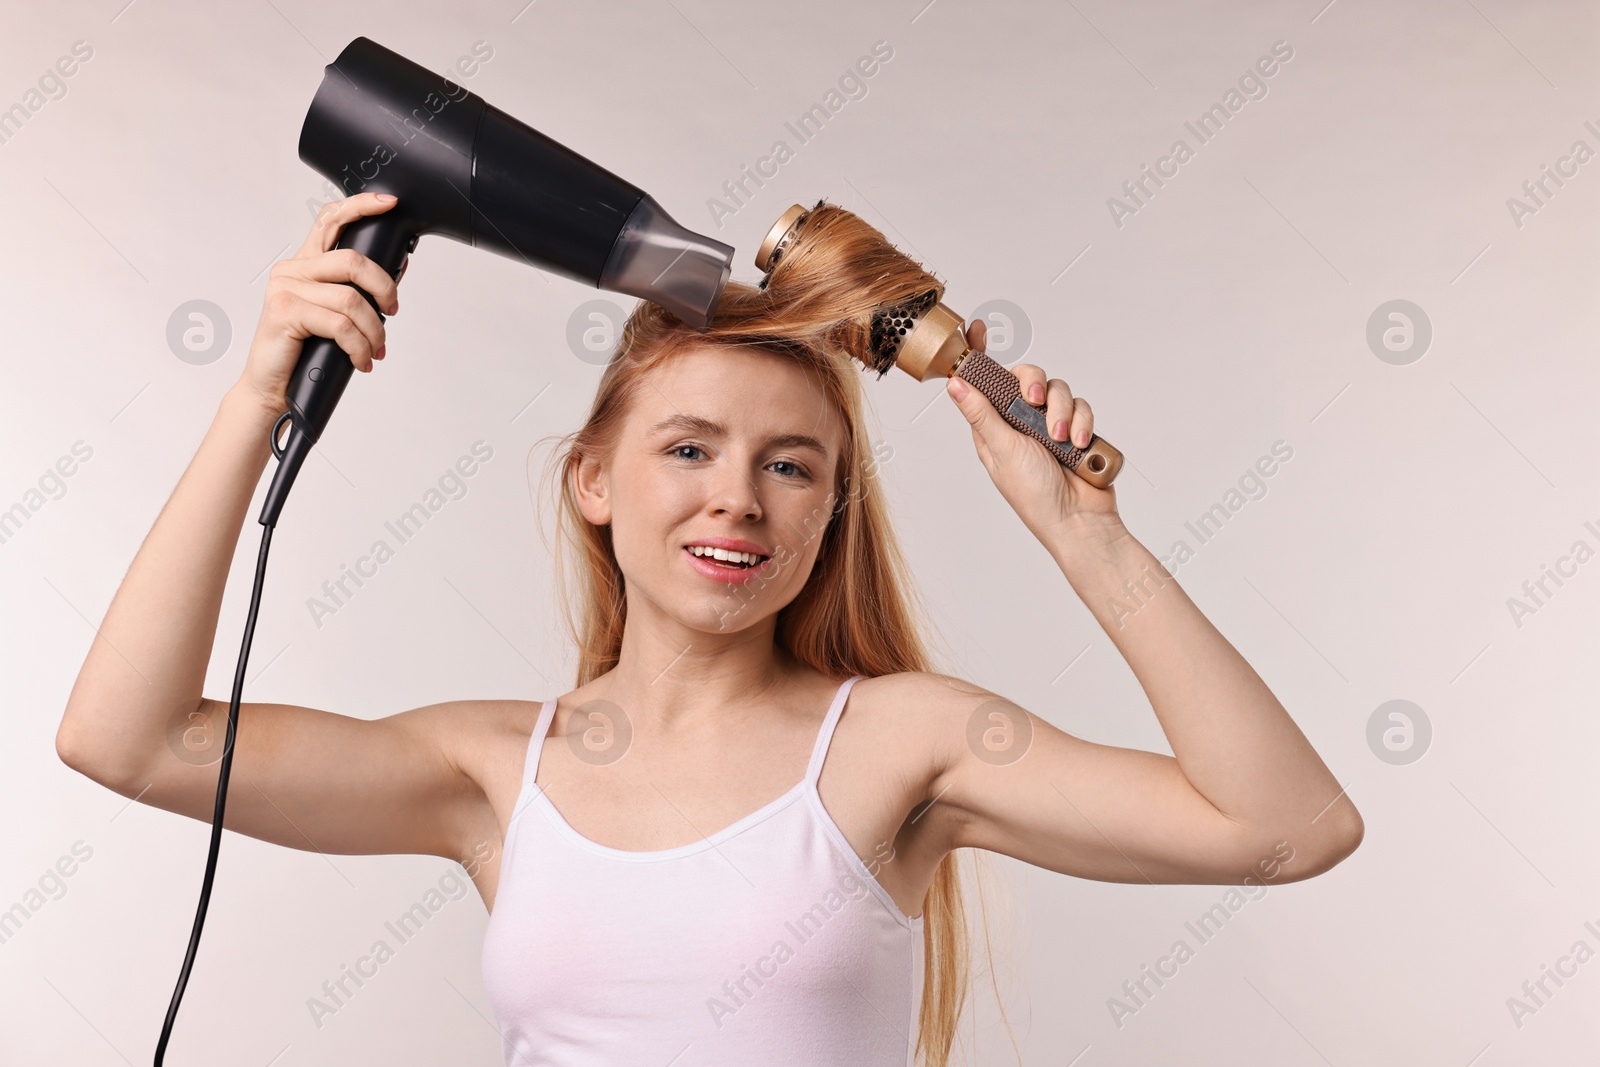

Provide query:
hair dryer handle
left=286, top=214, right=414, bottom=442
left=259, top=212, right=417, bottom=527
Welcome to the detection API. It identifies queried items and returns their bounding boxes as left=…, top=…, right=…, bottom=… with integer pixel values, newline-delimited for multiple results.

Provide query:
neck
left=595, top=592, right=799, bottom=733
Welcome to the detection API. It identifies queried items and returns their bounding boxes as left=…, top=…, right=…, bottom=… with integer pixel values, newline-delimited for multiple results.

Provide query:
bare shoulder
left=435, top=695, right=546, bottom=784
left=817, top=671, right=1000, bottom=911
left=847, top=668, right=991, bottom=757
left=838, top=671, right=993, bottom=838
left=395, top=695, right=546, bottom=852
left=420, top=695, right=542, bottom=757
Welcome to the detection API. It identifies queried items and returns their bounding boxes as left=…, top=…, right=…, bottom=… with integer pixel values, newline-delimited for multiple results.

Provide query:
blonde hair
left=532, top=202, right=1018, bottom=1065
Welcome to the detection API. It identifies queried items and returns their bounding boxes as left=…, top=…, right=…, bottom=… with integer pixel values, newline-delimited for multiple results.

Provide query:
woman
left=57, top=191, right=1363, bottom=1066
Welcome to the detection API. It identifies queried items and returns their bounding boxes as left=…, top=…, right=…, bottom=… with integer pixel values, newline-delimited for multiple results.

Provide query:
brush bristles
left=866, top=288, right=939, bottom=377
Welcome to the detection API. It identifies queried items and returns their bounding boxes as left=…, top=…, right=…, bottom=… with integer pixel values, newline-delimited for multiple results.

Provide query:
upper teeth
left=689, top=546, right=764, bottom=564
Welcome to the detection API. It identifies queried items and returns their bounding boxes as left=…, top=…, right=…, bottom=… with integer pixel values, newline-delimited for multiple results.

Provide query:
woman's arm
left=912, top=324, right=1361, bottom=883
left=55, top=193, right=498, bottom=861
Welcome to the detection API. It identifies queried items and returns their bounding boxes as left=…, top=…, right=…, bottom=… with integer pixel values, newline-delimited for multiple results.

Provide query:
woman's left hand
left=945, top=319, right=1124, bottom=545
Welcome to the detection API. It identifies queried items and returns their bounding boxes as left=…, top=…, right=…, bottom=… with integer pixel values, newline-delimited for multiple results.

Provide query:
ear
left=572, top=451, right=612, bottom=526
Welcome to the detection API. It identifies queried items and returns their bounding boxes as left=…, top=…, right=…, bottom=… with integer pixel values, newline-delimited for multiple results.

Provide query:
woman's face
left=577, top=345, right=848, bottom=636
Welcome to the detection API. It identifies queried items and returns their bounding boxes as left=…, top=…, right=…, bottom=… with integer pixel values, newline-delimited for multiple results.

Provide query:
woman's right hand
left=237, top=191, right=404, bottom=414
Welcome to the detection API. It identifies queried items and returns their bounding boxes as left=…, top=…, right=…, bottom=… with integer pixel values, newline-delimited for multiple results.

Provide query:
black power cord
left=153, top=413, right=289, bottom=1064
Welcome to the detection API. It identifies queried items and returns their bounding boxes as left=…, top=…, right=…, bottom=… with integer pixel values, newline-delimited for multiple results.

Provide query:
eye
left=667, top=444, right=809, bottom=480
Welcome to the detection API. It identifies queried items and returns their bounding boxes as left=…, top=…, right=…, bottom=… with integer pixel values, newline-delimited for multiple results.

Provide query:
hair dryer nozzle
left=601, top=194, right=732, bottom=329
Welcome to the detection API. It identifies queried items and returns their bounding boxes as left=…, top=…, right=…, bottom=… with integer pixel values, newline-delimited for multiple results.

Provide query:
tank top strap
left=803, top=674, right=866, bottom=786
left=512, top=696, right=560, bottom=820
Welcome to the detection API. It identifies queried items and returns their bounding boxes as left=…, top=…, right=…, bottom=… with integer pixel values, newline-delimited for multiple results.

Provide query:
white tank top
left=481, top=674, right=925, bottom=1066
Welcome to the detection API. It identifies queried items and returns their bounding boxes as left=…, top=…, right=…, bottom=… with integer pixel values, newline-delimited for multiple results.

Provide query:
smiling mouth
left=683, top=546, right=770, bottom=570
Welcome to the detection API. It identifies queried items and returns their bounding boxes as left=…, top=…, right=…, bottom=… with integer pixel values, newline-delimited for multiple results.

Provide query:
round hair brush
left=756, top=203, right=1124, bottom=489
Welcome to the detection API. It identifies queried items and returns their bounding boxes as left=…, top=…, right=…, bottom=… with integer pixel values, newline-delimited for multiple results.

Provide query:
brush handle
left=952, top=350, right=1124, bottom=489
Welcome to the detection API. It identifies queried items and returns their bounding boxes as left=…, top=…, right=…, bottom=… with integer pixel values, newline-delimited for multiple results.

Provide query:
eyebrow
left=646, top=413, right=830, bottom=456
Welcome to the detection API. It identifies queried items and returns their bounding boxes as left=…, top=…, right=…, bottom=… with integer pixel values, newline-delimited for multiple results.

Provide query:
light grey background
left=3, top=0, right=1597, bottom=1063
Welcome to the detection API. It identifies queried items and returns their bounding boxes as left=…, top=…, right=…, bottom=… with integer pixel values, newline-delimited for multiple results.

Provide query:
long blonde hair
left=532, top=202, right=1017, bottom=1065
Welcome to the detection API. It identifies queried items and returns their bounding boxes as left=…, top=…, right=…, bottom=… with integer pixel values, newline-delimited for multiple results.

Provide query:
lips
left=681, top=545, right=773, bottom=584
left=682, top=537, right=770, bottom=557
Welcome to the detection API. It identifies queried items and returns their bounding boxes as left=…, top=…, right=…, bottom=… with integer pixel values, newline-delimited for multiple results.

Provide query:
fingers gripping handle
left=286, top=212, right=414, bottom=440
left=258, top=214, right=416, bottom=528
left=954, top=350, right=1124, bottom=489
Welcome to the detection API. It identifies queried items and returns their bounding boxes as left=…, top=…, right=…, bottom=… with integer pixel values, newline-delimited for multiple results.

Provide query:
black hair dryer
left=260, top=36, right=734, bottom=527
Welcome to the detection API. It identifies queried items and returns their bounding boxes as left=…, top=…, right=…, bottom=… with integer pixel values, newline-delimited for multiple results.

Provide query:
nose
left=708, top=456, right=762, bottom=521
